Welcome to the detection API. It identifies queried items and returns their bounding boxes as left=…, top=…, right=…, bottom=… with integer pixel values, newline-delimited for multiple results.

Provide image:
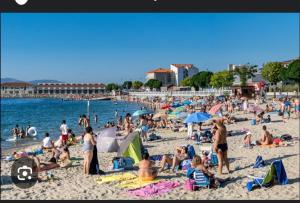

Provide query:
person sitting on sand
left=256, top=111, right=265, bottom=124
left=213, top=120, right=230, bottom=176
left=244, top=131, right=252, bottom=147
left=138, top=153, right=158, bottom=181
left=160, top=146, right=189, bottom=173
left=256, top=125, right=273, bottom=146
left=42, top=132, right=54, bottom=150
left=51, top=146, right=71, bottom=167
left=265, top=104, right=273, bottom=113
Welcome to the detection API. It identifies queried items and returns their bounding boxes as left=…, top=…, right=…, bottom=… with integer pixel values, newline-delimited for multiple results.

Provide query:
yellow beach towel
left=95, top=172, right=137, bottom=184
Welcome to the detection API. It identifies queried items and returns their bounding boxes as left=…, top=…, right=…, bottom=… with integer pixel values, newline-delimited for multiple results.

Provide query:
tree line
left=105, top=59, right=299, bottom=92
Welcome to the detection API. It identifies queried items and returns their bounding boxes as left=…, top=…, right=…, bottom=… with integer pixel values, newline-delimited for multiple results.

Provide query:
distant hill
left=1, top=78, right=24, bottom=83
left=29, top=80, right=63, bottom=84
left=1, top=78, right=63, bottom=84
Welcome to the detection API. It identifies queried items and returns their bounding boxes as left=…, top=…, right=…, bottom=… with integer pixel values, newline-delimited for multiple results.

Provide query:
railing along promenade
left=129, top=89, right=232, bottom=98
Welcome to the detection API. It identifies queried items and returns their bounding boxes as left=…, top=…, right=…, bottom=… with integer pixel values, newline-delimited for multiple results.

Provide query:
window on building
left=39, top=90, right=43, bottom=94
left=72, top=90, right=76, bottom=94
left=55, top=90, right=59, bottom=94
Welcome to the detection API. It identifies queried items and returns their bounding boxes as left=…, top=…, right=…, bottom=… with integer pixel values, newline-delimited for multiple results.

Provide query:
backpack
left=112, top=157, right=134, bottom=170
left=187, top=145, right=196, bottom=159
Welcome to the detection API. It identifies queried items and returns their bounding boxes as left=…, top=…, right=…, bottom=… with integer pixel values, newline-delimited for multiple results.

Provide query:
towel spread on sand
left=116, top=178, right=160, bottom=189
left=95, top=172, right=137, bottom=184
left=127, top=181, right=180, bottom=197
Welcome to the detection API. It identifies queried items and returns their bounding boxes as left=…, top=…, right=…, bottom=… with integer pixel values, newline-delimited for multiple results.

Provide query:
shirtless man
left=213, top=120, right=230, bottom=176
left=138, top=153, right=158, bottom=181
left=256, top=125, right=273, bottom=145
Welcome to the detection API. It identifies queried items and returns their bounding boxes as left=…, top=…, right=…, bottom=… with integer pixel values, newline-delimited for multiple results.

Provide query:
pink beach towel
left=127, top=181, right=180, bottom=197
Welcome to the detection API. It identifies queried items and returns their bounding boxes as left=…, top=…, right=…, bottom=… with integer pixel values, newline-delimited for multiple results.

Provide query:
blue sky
left=1, top=13, right=299, bottom=83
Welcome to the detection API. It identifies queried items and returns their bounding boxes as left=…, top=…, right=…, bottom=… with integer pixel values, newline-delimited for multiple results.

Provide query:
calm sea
left=1, top=98, right=143, bottom=149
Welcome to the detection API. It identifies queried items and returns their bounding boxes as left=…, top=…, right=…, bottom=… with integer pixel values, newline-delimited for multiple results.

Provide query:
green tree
left=180, top=77, right=191, bottom=86
left=261, top=62, right=284, bottom=84
left=234, top=63, right=257, bottom=86
left=285, top=59, right=300, bottom=94
left=106, top=83, right=119, bottom=92
left=144, top=79, right=162, bottom=90
left=122, top=81, right=132, bottom=90
left=190, top=71, right=213, bottom=90
left=132, top=81, right=143, bottom=90
left=210, top=70, right=234, bottom=88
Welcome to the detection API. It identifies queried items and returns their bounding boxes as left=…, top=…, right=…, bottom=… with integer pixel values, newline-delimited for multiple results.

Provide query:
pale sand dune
left=1, top=113, right=299, bottom=200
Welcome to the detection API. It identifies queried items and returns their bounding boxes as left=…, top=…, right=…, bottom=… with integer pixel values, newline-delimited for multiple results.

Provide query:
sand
left=1, top=110, right=299, bottom=200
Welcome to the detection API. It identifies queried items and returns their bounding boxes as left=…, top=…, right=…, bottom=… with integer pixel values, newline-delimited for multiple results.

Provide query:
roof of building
left=171, top=64, right=194, bottom=68
left=146, top=68, right=173, bottom=74
left=1, top=82, right=33, bottom=87
left=37, top=83, right=106, bottom=88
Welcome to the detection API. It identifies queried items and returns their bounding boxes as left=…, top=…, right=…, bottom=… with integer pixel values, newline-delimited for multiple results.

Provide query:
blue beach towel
left=187, top=145, right=196, bottom=159
left=273, top=160, right=288, bottom=185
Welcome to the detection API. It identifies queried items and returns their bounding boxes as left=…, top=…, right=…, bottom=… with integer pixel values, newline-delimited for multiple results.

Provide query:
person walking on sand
left=82, top=126, right=96, bottom=175
left=213, top=120, right=230, bottom=176
left=60, top=120, right=68, bottom=146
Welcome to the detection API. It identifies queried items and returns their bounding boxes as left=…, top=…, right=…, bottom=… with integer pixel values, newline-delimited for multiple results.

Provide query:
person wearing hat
left=244, top=132, right=252, bottom=147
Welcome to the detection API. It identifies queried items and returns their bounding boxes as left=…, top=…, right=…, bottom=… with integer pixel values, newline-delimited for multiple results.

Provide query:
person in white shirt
left=60, top=120, right=68, bottom=145
left=42, top=132, right=54, bottom=149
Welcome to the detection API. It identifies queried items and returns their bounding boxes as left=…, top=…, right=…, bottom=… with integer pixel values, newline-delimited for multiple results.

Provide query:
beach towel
left=253, top=156, right=265, bottom=168
left=116, top=177, right=160, bottom=190
left=95, top=172, right=137, bottom=184
left=273, top=160, right=288, bottom=185
left=127, top=181, right=180, bottom=197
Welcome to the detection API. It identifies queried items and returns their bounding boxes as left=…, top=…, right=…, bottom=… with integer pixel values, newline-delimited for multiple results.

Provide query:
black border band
left=0, top=0, right=300, bottom=12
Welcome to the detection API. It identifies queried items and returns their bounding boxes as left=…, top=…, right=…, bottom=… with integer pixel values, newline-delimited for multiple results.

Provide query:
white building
left=170, top=64, right=199, bottom=86
left=145, top=64, right=199, bottom=87
left=1, top=82, right=35, bottom=97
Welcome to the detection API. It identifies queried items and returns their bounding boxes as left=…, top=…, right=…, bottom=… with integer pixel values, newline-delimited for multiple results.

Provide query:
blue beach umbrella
left=171, top=102, right=183, bottom=108
left=132, top=109, right=153, bottom=117
left=184, top=112, right=212, bottom=123
left=182, top=100, right=192, bottom=105
left=176, top=112, right=188, bottom=119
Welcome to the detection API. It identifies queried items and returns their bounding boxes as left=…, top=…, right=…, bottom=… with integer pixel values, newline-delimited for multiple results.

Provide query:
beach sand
left=1, top=112, right=299, bottom=200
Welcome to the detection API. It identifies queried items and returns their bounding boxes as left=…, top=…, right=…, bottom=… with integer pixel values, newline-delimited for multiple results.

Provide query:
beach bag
left=251, top=119, right=256, bottom=125
left=280, top=134, right=292, bottom=141
left=181, top=159, right=192, bottom=170
left=123, top=157, right=134, bottom=169
left=187, top=145, right=196, bottom=159
left=210, top=153, right=218, bottom=166
left=184, top=179, right=196, bottom=191
left=112, top=157, right=134, bottom=170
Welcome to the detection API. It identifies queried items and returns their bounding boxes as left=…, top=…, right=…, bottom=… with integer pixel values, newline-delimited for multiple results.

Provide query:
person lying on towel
left=138, top=153, right=158, bottom=181
left=256, top=125, right=273, bottom=146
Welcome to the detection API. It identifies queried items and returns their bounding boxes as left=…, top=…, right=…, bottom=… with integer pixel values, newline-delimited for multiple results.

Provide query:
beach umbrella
left=171, top=102, right=183, bottom=108
left=209, top=103, right=223, bottom=115
left=174, top=106, right=185, bottom=113
left=176, top=112, right=188, bottom=119
left=182, top=100, right=192, bottom=105
left=184, top=112, right=212, bottom=123
left=132, top=109, right=152, bottom=117
left=161, top=104, right=171, bottom=109
left=247, top=105, right=263, bottom=113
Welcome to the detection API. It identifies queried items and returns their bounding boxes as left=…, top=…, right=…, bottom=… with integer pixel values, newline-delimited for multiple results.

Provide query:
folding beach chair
left=246, top=160, right=288, bottom=191
left=193, top=170, right=210, bottom=190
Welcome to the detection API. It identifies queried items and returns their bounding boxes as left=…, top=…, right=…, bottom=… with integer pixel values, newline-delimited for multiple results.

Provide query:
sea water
left=1, top=98, right=143, bottom=149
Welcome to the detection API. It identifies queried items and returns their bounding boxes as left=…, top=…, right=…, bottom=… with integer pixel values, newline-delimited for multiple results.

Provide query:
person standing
left=12, top=125, right=20, bottom=139
left=60, top=120, right=68, bottom=146
left=94, top=114, right=98, bottom=124
left=213, top=120, right=230, bottom=176
left=25, top=125, right=31, bottom=137
left=82, top=127, right=96, bottom=175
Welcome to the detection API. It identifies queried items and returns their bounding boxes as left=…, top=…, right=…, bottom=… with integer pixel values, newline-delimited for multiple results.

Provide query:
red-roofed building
left=145, top=68, right=174, bottom=86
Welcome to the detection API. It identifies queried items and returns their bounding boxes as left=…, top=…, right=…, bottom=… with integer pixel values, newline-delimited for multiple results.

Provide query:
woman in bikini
left=160, top=146, right=189, bottom=173
left=138, top=153, right=158, bottom=181
left=213, top=120, right=230, bottom=176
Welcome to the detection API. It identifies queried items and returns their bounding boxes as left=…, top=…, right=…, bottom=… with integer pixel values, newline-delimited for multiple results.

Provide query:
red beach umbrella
left=161, top=104, right=171, bottom=109
left=209, top=103, right=222, bottom=115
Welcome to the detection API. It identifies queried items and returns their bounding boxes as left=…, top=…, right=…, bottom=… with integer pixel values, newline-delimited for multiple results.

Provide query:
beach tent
left=96, top=127, right=119, bottom=153
left=117, top=132, right=142, bottom=164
